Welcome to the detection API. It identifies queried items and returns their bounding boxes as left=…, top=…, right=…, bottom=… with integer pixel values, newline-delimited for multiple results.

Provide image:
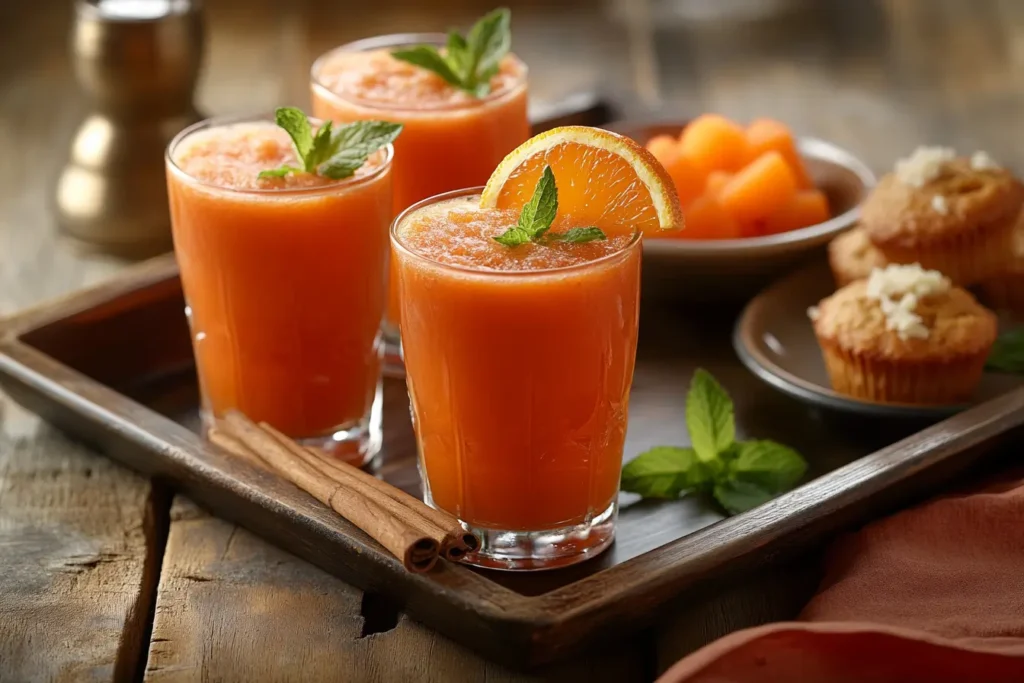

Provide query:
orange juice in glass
left=392, top=189, right=642, bottom=569
left=166, top=114, right=394, bottom=465
left=310, top=20, right=530, bottom=368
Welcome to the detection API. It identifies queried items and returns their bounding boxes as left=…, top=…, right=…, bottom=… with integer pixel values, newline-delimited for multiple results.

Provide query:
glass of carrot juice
left=310, top=32, right=530, bottom=370
left=391, top=189, right=642, bottom=570
left=166, top=115, right=393, bottom=465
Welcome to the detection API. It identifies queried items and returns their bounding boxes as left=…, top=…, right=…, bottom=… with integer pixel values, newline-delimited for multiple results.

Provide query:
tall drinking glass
left=311, top=34, right=530, bottom=370
left=166, top=115, right=393, bottom=465
left=391, top=189, right=642, bottom=570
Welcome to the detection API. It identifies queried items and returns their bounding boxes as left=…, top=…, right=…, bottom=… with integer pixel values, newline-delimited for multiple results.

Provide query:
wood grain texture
left=144, top=498, right=645, bottom=683
left=0, top=425, right=165, bottom=682
left=0, top=5, right=162, bottom=682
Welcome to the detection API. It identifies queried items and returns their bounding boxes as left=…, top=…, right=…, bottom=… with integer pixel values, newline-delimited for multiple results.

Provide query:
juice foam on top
left=316, top=49, right=524, bottom=108
left=172, top=121, right=387, bottom=191
left=397, top=197, right=637, bottom=272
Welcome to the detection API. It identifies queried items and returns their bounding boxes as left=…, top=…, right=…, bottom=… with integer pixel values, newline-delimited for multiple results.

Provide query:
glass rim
left=310, top=32, right=529, bottom=114
left=165, top=112, right=395, bottom=197
left=390, top=187, right=643, bottom=278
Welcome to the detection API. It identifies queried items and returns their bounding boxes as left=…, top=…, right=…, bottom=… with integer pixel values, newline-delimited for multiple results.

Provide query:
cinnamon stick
left=290, top=435, right=479, bottom=561
left=255, top=423, right=447, bottom=545
left=222, top=412, right=439, bottom=573
left=208, top=428, right=266, bottom=470
left=303, top=448, right=475, bottom=561
left=254, top=421, right=477, bottom=562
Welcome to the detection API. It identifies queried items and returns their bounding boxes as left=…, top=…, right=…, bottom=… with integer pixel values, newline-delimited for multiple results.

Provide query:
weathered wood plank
left=144, top=498, right=647, bottom=682
left=144, top=498, right=364, bottom=681
left=0, top=4, right=164, bottom=682
left=0, top=425, right=165, bottom=682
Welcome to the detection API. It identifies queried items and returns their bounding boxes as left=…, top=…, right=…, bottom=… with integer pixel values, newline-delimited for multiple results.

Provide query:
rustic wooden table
left=2, top=0, right=1022, bottom=680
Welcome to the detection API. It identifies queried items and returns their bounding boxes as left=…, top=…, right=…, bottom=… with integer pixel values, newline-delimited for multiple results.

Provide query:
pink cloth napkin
left=658, top=472, right=1024, bottom=682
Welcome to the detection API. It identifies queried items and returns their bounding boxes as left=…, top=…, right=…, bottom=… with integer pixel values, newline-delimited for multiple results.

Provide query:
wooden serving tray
left=2, top=253, right=1023, bottom=667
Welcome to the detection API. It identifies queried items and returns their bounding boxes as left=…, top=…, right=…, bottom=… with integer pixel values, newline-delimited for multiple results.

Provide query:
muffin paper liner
left=874, top=214, right=1018, bottom=286
left=818, top=340, right=991, bottom=405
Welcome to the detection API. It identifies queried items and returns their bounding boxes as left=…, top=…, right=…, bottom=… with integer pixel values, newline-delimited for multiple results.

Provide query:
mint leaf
left=986, top=328, right=1024, bottom=374
left=317, top=121, right=403, bottom=180
left=729, top=440, right=806, bottom=492
left=548, top=227, right=607, bottom=244
left=446, top=30, right=471, bottom=81
left=712, top=440, right=805, bottom=514
left=275, top=107, right=314, bottom=163
left=493, top=165, right=558, bottom=246
left=686, top=368, right=736, bottom=462
left=713, top=480, right=775, bottom=515
left=621, top=446, right=713, bottom=498
left=492, top=227, right=533, bottom=247
left=261, top=114, right=402, bottom=181
left=492, top=166, right=610, bottom=248
left=318, top=150, right=371, bottom=180
left=390, top=46, right=464, bottom=89
left=305, top=120, right=335, bottom=171
left=624, top=370, right=807, bottom=517
left=464, top=7, right=511, bottom=94
left=257, top=166, right=304, bottom=179
left=517, top=166, right=557, bottom=237
left=392, top=8, right=511, bottom=98
left=259, top=107, right=318, bottom=178
left=329, top=120, right=404, bottom=157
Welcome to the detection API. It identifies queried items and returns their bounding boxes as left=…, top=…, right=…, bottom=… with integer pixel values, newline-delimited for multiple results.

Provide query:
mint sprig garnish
left=258, top=107, right=402, bottom=181
left=391, top=8, right=511, bottom=98
left=547, top=227, right=608, bottom=244
left=621, top=369, right=808, bottom=515
left=986, top=328, right=1024, bottom=374
left=492, top=165, right=607, bottom=247
left=686, top=369, right=736, bottom=462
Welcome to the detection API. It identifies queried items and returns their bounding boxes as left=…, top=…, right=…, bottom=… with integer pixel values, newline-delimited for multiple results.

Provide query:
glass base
left=382, top=322, right=404, bottom=378
left=202, top=382, right=383, bottom=469
left=425, top=498, right=617, bottom=571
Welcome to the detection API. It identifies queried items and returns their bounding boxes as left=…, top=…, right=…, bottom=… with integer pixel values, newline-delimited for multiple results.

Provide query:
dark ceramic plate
left=734, top=260, right=1024, bottom=418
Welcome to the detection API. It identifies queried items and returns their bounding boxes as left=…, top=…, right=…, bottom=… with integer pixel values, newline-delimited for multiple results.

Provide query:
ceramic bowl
left=606, top=120, right=876, bottom=302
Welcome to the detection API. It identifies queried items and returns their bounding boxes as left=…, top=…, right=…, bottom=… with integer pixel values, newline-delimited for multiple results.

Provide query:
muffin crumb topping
left=930, top=195, right=949, bottom=215
left=970, top=150, right=1000, bottom=171
left=894, top=146, right=955, bottom=187
left=807, top=306, right=820, bottom=321
left=865, top=264, right=951, bottom=339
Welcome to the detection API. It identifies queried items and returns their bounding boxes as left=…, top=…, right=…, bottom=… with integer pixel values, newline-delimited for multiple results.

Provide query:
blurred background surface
left=2, top=0, right=1023, bottom=313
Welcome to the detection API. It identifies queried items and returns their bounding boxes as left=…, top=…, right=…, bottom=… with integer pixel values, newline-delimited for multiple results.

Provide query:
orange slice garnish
left=480, top=126, right=684, bottom=236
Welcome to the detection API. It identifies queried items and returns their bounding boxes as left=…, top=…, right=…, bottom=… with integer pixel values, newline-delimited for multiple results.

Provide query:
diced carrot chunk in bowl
left=681, top=195, right=741, bottom=240
left=646, top=134, right=681, bottom=168
left=746, top=118, right=813, bottom=189
left=665, top=154, right=706, bottom=206
left=704, top=170, right=733, bottom=197
left=718, top=151, right=797, bottom=224
left=679, top=114, right=750, bottom=174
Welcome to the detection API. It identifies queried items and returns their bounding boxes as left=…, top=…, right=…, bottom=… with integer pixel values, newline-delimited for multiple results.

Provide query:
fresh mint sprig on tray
left=391, top=8, right=512, bottom=98
left=621, top=369, right=808, bottom=515
left=493, top=166, right=607, bottom=247
left=986, top=328, right=1024, bottom=374
left=258, top=107, right=402, bottom=180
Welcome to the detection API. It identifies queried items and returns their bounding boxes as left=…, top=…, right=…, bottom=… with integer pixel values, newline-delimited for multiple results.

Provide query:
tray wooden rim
left=3, top=254, right=1023, bottom=666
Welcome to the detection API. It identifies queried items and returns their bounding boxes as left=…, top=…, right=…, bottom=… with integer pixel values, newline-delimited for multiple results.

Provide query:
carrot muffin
left=828, top=226, right=887, bottom=287
left=859, top=147, right=1024, bottom=286
left=809, top=263, right=998, bottom=404
left=978, top=220, right=1024, bottom=317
